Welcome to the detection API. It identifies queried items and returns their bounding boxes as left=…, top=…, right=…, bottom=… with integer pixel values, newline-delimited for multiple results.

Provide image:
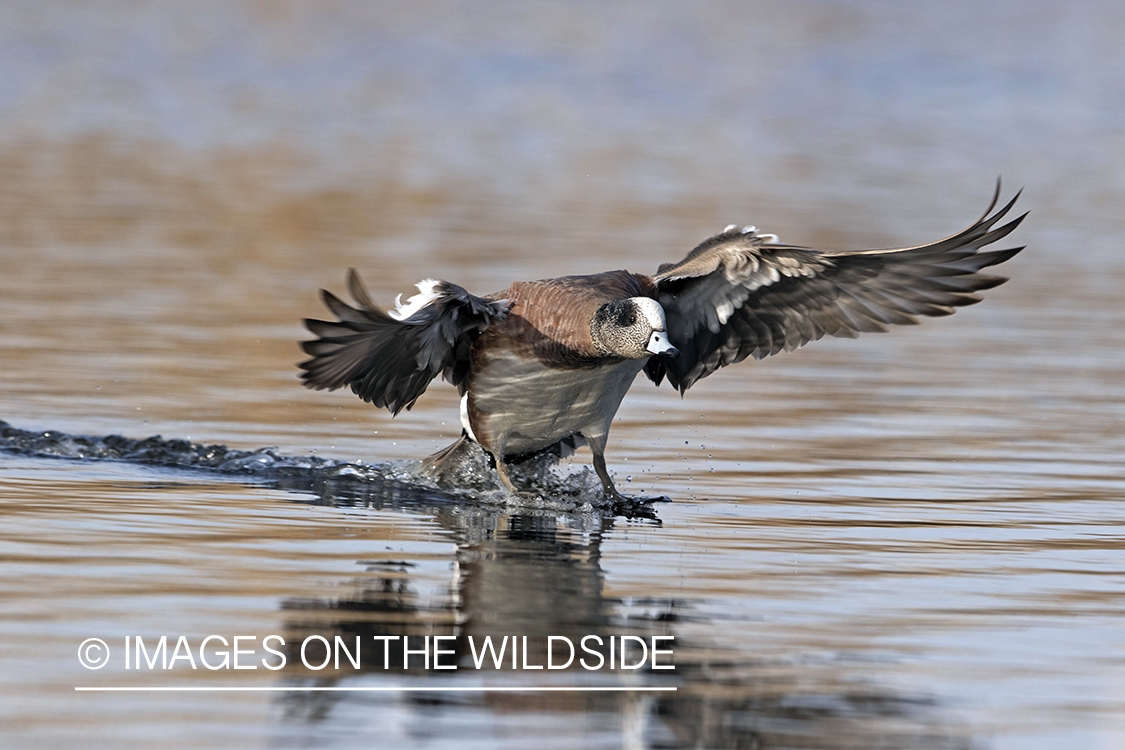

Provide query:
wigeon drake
left=299, top=184, right=1025, bottom=501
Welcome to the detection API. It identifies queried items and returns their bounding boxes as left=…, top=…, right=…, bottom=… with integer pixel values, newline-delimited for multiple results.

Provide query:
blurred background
left=0, top=0, right=1120, bottom=452
left=2, top=0, right=1121, bottom=456
left=2, top=2, right=1124, bottom=749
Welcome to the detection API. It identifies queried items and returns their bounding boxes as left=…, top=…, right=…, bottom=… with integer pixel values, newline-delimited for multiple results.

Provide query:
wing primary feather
left=346, top=267, right=380, bottom=312
left=652, top=184, right=1026, bottom=391
left=298, top=272, right=507, bottom=415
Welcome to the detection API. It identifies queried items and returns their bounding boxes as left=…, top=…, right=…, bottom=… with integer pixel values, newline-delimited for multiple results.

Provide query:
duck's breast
left=464, top=273, right=654, bottom=456
left=465, top=346, right=645, bottom=456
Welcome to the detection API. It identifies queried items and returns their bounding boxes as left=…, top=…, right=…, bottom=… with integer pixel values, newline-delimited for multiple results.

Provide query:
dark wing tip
left=297, top=272, right=508, bottom=412
left=347, top=268, right=380, bottom=311
left=651, top=180, right=1028, bottom=393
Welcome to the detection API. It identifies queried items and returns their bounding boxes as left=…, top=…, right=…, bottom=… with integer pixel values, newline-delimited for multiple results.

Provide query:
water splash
left=0, top=420, right=655, bottom=517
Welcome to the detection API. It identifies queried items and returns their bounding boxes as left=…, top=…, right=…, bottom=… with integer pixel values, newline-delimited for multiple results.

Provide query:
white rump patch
left=389, top=279, right=444, bottom=321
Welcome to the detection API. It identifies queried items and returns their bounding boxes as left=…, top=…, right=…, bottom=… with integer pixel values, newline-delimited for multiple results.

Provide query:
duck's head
left=591, top=297, right=679, bottom=360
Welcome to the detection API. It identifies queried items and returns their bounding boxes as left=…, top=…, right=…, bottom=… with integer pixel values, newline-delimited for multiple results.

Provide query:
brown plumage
left=299, top=182, right=1026, bottom=502
left=483, top=272, right=655, bottom=366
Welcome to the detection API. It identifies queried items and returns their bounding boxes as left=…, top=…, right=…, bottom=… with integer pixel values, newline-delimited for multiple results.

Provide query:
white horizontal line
left=75, top=686, right=676, bottom=693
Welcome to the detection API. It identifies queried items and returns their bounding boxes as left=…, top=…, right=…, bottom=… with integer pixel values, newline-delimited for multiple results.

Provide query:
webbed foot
left=602, top=487, right=670, bottom=504
left=601, top=487, right=670, bottom=521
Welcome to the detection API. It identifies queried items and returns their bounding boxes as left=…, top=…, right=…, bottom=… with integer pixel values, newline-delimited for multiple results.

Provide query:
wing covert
left=299, top=269, right=510, bottom=414
left=646, top=183, right=1026, bottom=393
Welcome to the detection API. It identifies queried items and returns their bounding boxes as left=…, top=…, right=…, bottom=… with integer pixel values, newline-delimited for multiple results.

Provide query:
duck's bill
left=647, top=330, right=680, bottom=359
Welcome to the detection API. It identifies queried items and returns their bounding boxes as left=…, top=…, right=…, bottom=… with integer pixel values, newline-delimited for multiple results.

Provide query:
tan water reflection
left=3, top=1, right=1125, bottom=748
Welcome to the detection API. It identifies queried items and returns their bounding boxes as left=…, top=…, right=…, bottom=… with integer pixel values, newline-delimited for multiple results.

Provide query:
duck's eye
left=618, top=310, right=637, bottom=327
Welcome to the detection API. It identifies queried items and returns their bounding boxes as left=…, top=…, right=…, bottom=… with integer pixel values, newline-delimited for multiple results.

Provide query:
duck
left=299, top=183, right=1025, bottom=501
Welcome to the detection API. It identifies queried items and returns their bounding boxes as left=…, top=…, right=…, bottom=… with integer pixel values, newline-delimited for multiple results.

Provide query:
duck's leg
left=493, top=457, right=521, bottom=495
left=591, top=453, right=629, bottom=502
left=588, top=433, right=628, bottom=501
left=421, top=433, right=469, bottom=473
left=485, top=434, right=541, bottom=499
left=588, top=434, right=668, bottom=504
left=492, top=453, right=543, bottom=500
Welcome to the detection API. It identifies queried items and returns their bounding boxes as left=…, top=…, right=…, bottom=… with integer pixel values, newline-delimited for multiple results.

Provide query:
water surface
left=2, top=2, right=1124, bottom=748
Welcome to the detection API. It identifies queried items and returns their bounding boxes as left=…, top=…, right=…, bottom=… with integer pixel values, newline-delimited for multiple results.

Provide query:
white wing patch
left=388, top=279, right=443, bottom=321
left=719, top=224, right=782, bottom=243
left=714, top=299, right=736, bottom=326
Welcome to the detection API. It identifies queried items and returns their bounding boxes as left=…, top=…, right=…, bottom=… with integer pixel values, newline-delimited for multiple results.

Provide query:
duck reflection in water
left=267, top=477, right=972, bottom=749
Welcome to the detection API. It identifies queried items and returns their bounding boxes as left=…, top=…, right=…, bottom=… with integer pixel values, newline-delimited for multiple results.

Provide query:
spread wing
left=645, top=182, right=1027, bottom=393
left=299, top=269, right=510, bottom=415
